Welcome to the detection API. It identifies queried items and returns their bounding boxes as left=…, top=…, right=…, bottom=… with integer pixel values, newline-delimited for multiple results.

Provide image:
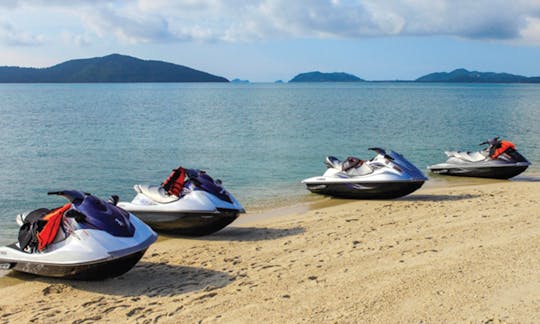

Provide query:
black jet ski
left=0, top=191, right=157, bottom=280
left=428, top=137, right=531, bottom=179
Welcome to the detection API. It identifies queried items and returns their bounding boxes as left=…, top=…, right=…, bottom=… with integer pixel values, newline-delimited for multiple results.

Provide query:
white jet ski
left=0, top=190, right=157, bottom=280
left=119, top=167, right=245, bottom=236
left=302, top=148, right=427, bottom=199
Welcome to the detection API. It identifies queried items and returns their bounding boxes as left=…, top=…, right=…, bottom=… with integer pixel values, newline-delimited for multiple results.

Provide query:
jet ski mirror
left=108, top=195, right=119, bottom=206
left=186, top=169, right=202, bottom=186
left=47, top=190, right=86, bottom=205
left=65, top=209, right=86, bottom=222
left=368, top=147, right=386, bottom=155
left=186, top=169, right=199, bottom=179
left=368, top=147, right=394, bottom=160
left=480, top=136, right=500, bottom=146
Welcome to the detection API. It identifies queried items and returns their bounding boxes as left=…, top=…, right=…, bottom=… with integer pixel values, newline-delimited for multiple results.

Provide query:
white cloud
left=61, top=31, right=91, bottom=47
left=0, top=20, right=44, bottom=46
left=2, top=0, right=540, bottom=45
left=519, top=16, right=540, bottom=44
left=81, top=7, right=173, bottom=44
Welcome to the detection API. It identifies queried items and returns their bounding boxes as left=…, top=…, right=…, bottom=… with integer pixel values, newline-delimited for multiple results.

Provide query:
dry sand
left=1, top=179, right=539, bottom=323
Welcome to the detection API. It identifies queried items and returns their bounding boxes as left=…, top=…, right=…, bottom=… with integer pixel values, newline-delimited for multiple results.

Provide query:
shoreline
left=1, top=176, right=539, bottom=322
left=1, top=173, right=538, bottom=278
left=0, top=172, right=538, bottom=246
left=238, top=172, right=540, bottom=224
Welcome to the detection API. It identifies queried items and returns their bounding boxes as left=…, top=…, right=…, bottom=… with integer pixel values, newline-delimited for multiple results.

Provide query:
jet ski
left=302, top=148, right=427, bottom=199
left=118, top=167, right=245, bottom=236
left=428, top=137, right=531, bottom=179
left=0, top=190, right=157, bottom=280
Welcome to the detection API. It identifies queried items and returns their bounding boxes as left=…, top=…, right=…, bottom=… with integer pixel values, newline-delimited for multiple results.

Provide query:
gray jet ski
left=428, top=138, right=530, bottom=179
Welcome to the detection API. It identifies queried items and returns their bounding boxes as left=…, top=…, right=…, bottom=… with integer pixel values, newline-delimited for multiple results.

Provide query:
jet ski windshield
left=186, top=169, right=233, bottom=203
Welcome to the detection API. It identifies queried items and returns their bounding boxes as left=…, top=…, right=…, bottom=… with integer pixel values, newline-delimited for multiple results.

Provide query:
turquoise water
left=0, top=82, right=539, bottom=244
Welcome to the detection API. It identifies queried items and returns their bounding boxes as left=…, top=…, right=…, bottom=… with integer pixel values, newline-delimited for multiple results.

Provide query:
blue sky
left=1, top=0, right=540, bottom=82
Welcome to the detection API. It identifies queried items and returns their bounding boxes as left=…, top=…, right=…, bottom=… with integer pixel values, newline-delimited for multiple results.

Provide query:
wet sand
left=1, top=178, right=539, bottom=322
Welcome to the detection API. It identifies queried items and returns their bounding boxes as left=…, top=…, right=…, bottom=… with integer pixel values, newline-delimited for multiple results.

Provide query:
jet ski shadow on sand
left=302, top=148, right=427, bottom=199
left=428, top=137, right=531, bottom=179
left=0, top=191, right=157, bottom=280
left=118, top=167, right=245, bottom=236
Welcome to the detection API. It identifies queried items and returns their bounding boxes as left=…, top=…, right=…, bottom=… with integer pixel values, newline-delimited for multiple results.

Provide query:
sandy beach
left=1, top=178, right=539, bottom=323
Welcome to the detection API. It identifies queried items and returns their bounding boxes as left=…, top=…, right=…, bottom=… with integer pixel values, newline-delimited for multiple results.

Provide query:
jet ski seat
left=345, top=162, right=373, bottom=176
left=134, top=184, right=180, bottom=204
left=445, top=151, right=487, bottom=162
left=325, top=156, right=373, bottom=176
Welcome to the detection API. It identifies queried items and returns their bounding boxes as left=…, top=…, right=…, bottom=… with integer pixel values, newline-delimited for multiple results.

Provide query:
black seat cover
left=17, top=208, right=51, bottom=251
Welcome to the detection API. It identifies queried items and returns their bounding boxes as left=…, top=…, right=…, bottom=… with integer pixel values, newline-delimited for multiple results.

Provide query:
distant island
left=0, top=54, right=228, bottom=83
left=231, top=78, right=249, bottom=83
left=289, top=71, right=364, bottom=82
left=416, top=68, right=540, bottom=83
left=3, top=56, right=540, bottom=84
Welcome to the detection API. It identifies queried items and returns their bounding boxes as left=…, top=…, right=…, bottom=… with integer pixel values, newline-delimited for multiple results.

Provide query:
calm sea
left=0, top=82, right=539, bottom=244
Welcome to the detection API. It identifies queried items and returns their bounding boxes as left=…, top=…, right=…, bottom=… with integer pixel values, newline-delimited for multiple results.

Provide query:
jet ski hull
left=127, top=209, right=239, bottom=236
left=305, top=181, right=425, bottom=199
left=428, top=164, right=529, bottom=179
left=119, top=188, right=244, bottom=236
left=1, top=248, right=148, bottom=280
left=0, top=229, right=156, bottom=280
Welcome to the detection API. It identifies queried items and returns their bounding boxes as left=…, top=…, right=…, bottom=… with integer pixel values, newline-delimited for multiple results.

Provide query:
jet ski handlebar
left=479, top=136, right=500, bottom=146
left=47, top=190, right=88, bottom=204
left=368, top=147, right=386, bottom=155
left=368, top=147, right=394, bottom=161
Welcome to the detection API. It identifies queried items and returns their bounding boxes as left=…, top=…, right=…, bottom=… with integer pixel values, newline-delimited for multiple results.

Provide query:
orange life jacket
left=161, top=167, right=186, bottom=196
left=491, top=140, right=516, bottom=158
left=37, top=203, right=71, bottom=251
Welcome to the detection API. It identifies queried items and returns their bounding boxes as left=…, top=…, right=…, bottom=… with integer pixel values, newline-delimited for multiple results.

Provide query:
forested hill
left=416, top=68, right=540, bottom=83
left=0, top=54, right=229, bottom=83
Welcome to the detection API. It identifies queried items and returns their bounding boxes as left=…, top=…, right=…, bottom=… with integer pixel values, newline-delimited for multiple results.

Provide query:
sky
left=1, top=0, right=540, bottom=82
